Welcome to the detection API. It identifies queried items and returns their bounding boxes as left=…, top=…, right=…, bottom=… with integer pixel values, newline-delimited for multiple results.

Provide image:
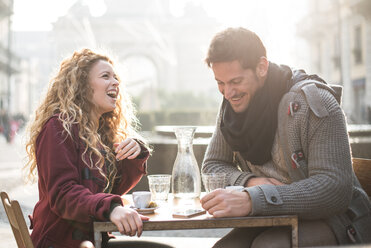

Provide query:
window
left=353, top=25, right=363, bottom=65
left=352, top=78, right=366, bottom=123
left=333, top=34, right=341, bottom=69
left=316, top=42, right=322, bottom=72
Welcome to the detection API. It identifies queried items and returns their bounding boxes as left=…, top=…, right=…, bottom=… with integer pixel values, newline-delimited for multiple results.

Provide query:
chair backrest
left=352, top=158, right=371, bottom=197
left=0, top=191, right=34, bottom=248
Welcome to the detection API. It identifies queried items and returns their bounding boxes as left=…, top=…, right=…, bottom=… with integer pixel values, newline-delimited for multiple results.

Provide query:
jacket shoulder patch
left=301, top=84, right=329, bottom=118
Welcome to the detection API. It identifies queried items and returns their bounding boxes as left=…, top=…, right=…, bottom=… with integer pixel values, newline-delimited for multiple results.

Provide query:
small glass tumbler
left=147, top=174, right=172, bottom=201
left=201, top=173, right=227, bottom=193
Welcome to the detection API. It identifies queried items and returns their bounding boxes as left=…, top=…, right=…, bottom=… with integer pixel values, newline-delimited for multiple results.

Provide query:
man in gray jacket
left=200, top=27, right=371, bottom=247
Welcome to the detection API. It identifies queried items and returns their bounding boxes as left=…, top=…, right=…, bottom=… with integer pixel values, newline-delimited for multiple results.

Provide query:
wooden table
left=93, top=194, right=298, bottom=248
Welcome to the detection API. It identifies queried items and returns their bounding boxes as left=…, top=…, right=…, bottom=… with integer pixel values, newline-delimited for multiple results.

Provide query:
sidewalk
left=0, top=131, right=33, bottom=247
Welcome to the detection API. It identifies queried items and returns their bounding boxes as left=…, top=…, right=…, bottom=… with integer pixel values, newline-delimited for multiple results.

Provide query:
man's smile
left=229, top=93, right=246, bottom=103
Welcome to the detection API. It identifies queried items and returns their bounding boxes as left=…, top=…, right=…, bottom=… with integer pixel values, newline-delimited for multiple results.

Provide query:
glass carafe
left=171, top=127, right=201, bottom=199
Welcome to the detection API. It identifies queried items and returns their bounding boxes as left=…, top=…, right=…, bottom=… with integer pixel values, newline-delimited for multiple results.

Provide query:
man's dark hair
left=205, top=27, right=266, bottom=69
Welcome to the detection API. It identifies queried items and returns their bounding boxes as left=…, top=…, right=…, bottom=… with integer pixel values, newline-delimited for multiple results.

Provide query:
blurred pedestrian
left=0, top=108, right=11, bottom=143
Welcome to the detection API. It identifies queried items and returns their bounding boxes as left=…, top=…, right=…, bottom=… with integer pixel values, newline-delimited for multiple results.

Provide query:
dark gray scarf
left=220, top=62, right=294, bottom=165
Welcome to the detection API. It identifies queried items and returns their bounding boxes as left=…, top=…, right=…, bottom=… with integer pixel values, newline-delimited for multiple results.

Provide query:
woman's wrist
left=107, top=202, right=122, bottom=219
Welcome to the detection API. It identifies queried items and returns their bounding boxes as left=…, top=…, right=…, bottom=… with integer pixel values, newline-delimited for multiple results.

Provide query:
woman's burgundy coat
left=30, top=116, right=149, bottom=248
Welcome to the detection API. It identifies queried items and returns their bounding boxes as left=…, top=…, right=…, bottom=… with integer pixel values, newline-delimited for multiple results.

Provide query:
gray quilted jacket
left=202, top=77, right=371, bottom=244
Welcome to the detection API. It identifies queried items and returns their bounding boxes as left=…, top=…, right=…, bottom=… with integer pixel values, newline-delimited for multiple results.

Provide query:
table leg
left=94, top=230, right=102, bottom=248
left=291, top=218, right=298, bottom=248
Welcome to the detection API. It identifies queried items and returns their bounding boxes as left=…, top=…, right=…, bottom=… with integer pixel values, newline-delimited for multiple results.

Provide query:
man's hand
left=114, top=138, right=141, bottom=160
left=109, top=206, right=149, bottom=237
left=200, top=189, right=252, bottom=218
left=245, top=177, right=284, bottom=187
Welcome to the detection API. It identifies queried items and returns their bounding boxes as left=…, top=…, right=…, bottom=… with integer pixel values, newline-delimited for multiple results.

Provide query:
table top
left=122, top=194, right=207, bottom=220
left=94, top=194, right=298, bottom=232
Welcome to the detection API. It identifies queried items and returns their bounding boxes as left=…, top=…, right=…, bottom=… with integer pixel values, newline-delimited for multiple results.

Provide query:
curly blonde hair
left=25, top=48, right=143, bottom=193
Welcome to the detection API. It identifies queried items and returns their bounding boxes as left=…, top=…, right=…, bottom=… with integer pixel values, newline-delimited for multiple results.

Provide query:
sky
left=12, top=0, right=104, bottom=31
left=12, top=0, right=309, bottom=66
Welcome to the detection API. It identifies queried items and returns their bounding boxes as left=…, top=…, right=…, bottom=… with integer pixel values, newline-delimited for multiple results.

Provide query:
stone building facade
left=298, top=0, right=371, bottom=124
left=51, top=0, right=220, bottom=111
left=0, top=0, right=19, bottom=114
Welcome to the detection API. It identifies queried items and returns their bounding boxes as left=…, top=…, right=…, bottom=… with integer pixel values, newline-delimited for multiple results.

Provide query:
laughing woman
left=25, top=49, right=153, bottom=248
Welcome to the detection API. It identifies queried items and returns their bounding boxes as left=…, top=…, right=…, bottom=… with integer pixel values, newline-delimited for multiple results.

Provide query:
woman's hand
left=114, top=138, right=141, bottom=160
left=109, top=206, right=149, bottom=237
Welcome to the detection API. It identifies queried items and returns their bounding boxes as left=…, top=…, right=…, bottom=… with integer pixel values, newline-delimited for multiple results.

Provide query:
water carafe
left=171, top=127, right=201, bottom=199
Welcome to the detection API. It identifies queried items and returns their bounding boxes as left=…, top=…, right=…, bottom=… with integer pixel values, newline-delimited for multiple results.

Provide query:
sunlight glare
left=83, top=0, right=107, bottom=17
left=12, top=0, right=307, bottom=65
left=169, top=0, right=307, bottom=65
left=13, top=0, right=77, bottom=31
left=13, top=0, right=107, bottom=31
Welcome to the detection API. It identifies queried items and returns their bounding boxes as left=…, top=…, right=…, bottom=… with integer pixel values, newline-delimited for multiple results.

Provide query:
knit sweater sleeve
left=245, top=89, right=353, bottom=219
left=202, top=103, right=256, bottom=186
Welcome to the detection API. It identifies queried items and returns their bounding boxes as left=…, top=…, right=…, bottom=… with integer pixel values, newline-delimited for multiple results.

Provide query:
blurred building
left=51, top=0, right=220, bottom=111
left=0, top=0, right=20, bottom=114
left=12, top=31, right=56, bottom=117
left=298, top=0, right=371, bottom=124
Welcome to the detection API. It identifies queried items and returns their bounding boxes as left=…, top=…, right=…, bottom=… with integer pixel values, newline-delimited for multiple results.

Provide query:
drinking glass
left=148, top=174, right=171, bottom=201
left=201, top=173, right=226, bottom=193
